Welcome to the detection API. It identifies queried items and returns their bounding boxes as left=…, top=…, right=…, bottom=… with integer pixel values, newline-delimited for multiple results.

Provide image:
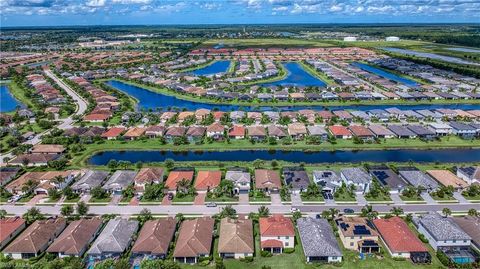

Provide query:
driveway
left=390, top=193, right=405, bottom=204
left=26, top=194, right=47, bottom=206
left=355, top=192, right=367, bottom=205
left=109, top=195, right=122, bottom=205
left=239, top=193, right=249, bottom=205
left=453, top=191, right=469, bottom=203
left=194, top=192, right=206, bottom=205
left=79, top=194, right=91, bottom=203
left=162, top=195, right=172, bottom=205
left=291, top=192, right=303, bottom=206
left=420, top=192, right=437, bottom=204
left=270, top=193, right=282, bottom=205
left=129, top=197, right=139, bottom=206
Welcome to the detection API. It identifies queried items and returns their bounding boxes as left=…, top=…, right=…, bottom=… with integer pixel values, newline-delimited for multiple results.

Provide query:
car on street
left=206, top=202, right=217, bottom=207
left=343, top=208, right=355, bottom=214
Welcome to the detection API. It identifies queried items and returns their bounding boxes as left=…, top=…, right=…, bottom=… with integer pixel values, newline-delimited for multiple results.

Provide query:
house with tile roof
left=297, top=217, right=342, bottom=263
left=134, top=168, right=164, bottom=194
left=373, top=216, right=431, bottom=263
left=47, top=218, right=103, bottom=257
left=453, top=216, right=480, bottom=252
left=194, top=170, right=222, bottom=191
left=71, top=170, right=109, bottom=194
left=132, top=218, right=177, bottom=259
left=173, top=217, right=215, bottom=264
left=0, top=217, right=26, bottom=250
left=218, top=218, right=254, bottom=259
left=259, top=215, right=295, bottom=254
left=165, top=170, right=195, bottom=191
left=255, top=169, right=282, bottom=193
left=102, top=170, right=137, bottom=195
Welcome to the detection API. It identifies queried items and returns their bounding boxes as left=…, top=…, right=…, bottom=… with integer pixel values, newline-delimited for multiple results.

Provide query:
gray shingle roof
left=297, top=218, right=342, bottom=258
left=414, top=213, right=471, bottom=242
left=102, top=170, right=137, bottom=191
left=398, top=168, right=439, bottom=189
left=340, top=168, right=371, bottom=184
left=71, top=170, right=109, bottom=192
left=87, top=218, right=138, bottom=255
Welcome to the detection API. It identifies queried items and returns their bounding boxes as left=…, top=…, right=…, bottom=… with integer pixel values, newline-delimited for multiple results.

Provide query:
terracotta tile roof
left=0, top=217, right=25, bottom=245
left=206, top=122, right=224, bottom=133
left=426, top=170, right=469, bottom=189
left=47, top=218, right=102, bottom=256
left=218, top=218, right=254, bottom=254
left=259, top=215, right=295, bottom=237
left=328, top=125, right=352, bottom=136
left=228, top=125, right=245, bottom=137
left=31, top=144, right=65, bottom=154
left=349, top=125, right=375, bottom=137
left=261, top=239, right=283, bottom=248
left=165, top=171, right=194, bottom=190
left=83, top=113, right=111, bottom=121
left=173, top=217, right=214, bottom=258
left=194, top=170, right=222, bottom=190
left=132, top=218, right=177, bottom=255
left=255, top=169, right=282, bottom=189
left=165, top=126, right=186, bottom=137
left=134, top=168, right=164, bottom=184
left=373, top=217, right=427, bottom=253
left=124, top=127, right=146, bottom=138
left=101, top=127, right=125, bottom=138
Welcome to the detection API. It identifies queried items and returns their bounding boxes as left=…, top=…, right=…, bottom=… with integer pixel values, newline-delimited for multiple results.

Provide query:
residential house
left=206, top=122, right=224, bottom=140
left=255, top=169, right=282, bottom=193
left=259, top=215, right=295, bottom=254
left=8, top=153, right=59, bottom=167
left=144, top=125, right=165, bottom=138
left=452, top=216, right=480, bottom=252
left=194, top=170, right=222, bottom=191
left=335, top=217, right=380, bottom=253
left=340, top=168, right=371, bottom=193
left=312, top=170, right=342, bottom=194
left=387, top=125, right=417, bottom=139
left=0, top=167, right=20, bottom=187
left=247, top=126, right=267, bottom=140
left=283, top=168, right=310, bottom=193
left=407, top=125, right=437, bottom=140
left=287, top=123, right=307, bottom=140
left=0, top=217, right=26, bottom=250
left=307, top=125, right=328, bottom=141
left=186, top=126, right=206, bottom=142
left=47, top=218, right=103, bottom=258
left=457, top=166, right=480, bottom=185
left=267, top=125, right=287, bottom=140
left=165, top=170, right=194, bottom=191
left=102, top=170, right=137, bottom=195
left=218, top=218, right=254, bottom=259
left=6, top=170, right=81, bottom=195
left=228, top=125, right=245, bottom=139
left=297, top=218, right=343, bottom=263
left=173, top=217, right=215, bottom=264
left=414, top=213, right=475, bottom=264
left=349, top=125, right=375, bottom=141
left=87, top=218, right=139, bottom=262
left=373, top=216, right=431, bottom=263
left=101, top=127, right=125, bottom=140
left=369, top=166, right=408, bottom=193
left=31, top=144, right=65, bottom=155
left=134, top=168, right=164, bottom=195
left=428, top=123, right=453, bottom=136
left=328, top=125, right=352, bottom=139
left=426, top=170, right=469, bottom=190
left=131, top=218, right=177, bottom=259
left=398, top=167, right=439, bottom=191
left=3, top=218, right=66, bottom=259
left=71, top=170, right=109, bottom=194
left=165, top=126, right=186, bottom=141
left=449, top=122, right=477, bottom=139
left=368, top=125, right=396, bottom=139
left=225, top=170, right=251, bottom=194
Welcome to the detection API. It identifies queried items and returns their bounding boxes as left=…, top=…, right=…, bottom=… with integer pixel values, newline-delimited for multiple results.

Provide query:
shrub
left=283, top=248, right=295, bottom=254
left=418, top=234, right=429, bottom=243
left=198, top=260, right=210, bottom=266
left=392, top=257, right=406, bottom=261
left=436, top=250, right=452, bottom=267
left=240, top=256, right=254, bottom=263
left=260, top=250, right=273, bottom=257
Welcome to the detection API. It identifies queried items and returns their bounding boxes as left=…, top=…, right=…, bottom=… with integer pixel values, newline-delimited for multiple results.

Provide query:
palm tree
left=328, top=208, right=339, bottom=220
left=468, top=208, right=478, bottom=217
left=321, top=210, right=330, bottom=219
left=361, top=205, right=378, bottom=220
left=258, top=205, right=270, bottom=217
left=176, top=178, right=190, bottom=194
left=442, top=207, right=452, bottom=217
left=390, top=207, right=404, bottom=217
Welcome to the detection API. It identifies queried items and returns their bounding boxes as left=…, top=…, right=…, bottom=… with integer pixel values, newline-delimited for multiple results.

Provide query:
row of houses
left=25, top=73, right=66, bottom=104
left=2, top=213, right=478, bottom=265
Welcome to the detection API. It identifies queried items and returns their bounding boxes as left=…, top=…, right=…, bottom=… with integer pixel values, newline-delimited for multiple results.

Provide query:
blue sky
left=1, top=0, right=479, bottom=27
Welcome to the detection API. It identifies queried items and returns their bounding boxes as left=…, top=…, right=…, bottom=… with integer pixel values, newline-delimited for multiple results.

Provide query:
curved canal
left=88, top=148, right=480, bottom=165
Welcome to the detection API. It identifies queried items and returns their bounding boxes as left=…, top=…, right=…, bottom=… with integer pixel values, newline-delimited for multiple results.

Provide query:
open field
left=201, top=38, right=336, bottom=48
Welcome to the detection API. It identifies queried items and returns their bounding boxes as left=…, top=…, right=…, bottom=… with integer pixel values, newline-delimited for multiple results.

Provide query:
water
left=0, top=85, right=22, bottom=112
left=261, top=62, right=327, bottom=87
left=352, top=62, right=420, bottom=87
left=191, top=60, right=231, bottom=76
left=383, top=48, right=480, bottom=66
left=88, top=149, right=480, bottom=165
left=106, top=80, right=480, bottom=112
left=445, top=47, right=480, bottom=53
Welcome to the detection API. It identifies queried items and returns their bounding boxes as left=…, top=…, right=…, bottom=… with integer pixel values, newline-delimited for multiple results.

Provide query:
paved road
left=2, top=203, right=478, bottom=216
left=0, top=70, right=88, bottom=163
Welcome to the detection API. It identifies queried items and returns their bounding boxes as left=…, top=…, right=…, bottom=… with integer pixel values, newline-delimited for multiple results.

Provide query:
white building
left=343, top=37, right=357, bottom=42
left=386, top=36, right=400, bottom=42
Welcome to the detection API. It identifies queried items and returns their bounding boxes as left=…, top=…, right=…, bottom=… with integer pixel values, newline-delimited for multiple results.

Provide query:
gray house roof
left=283, top=169, right=310, bottom=190
left=407, top=125, right=436, bottom=136
left=87, top=218, right=138, bottom=255
left=340, top=168, right=371, bottom=185
left=387, top=125, right=416, bottom=137
left=398, top=167, right=439, bottom=189
left=297, top=218, right=342, bottom=258
left=102, top=170, right=137, bottom=191
left=71, top=170, right=109, bottom=192
left=414, top=213, right=471, bottom=242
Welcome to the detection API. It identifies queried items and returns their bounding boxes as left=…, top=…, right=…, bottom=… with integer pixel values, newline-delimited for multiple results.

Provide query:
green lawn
left=173, top=194, right=196, bottom=203
left=365, top=194, right=392, bottom=203
left=88, top=197, right=112, bottom=203
left=430, top=194, right=456, bottom=202
left=334, top=193, right=357, bottom=202
left=400, top=195, right=424, bottom=202
left=300, top=194, right=324, bottom=202
left=462, top=193, right=480, bottom=201
left=249, top=195, right=271, bottom=203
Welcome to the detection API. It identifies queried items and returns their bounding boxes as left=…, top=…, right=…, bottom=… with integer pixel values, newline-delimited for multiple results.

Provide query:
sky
left=1, top=0, right=479, bottom=27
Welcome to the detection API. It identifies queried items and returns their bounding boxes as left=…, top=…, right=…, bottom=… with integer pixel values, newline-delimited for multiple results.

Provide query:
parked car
left=343, top=208, right=355, bottom=214
left=290, top=207, right=299, bottom=213
left=167, top=193, right=174, bottom=200
left=206, top=202, right=217, bottom=207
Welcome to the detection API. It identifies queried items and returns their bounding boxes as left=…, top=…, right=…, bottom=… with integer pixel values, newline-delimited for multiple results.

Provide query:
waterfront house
left=348, top=125, right=375, bottom=141
left=287, top=123, right=308, bottom=140
left=134, top=168, right=164, bottom=195
left=186, top=126, right=206, bottom=142
left=449, top=122, right=477, bottom=139
left=283, top=167, right=310, bottom=193
left=47, top=218, right=102, bottom=258
left=87, top=218, right=139, bottom=262
left=194, top=170, right=222, bottom=191
left=165, top=170, right=194, bottom=191
left=297, top=217, right=343, bottom=263
left=3, top=218, right=66, bottom=259
left=428, top=123, right=453, bottom=136
left=398, top=167, right=439, bottom=191
left=373, top=216, right=431, bottom=263
left=247, top=126, right=267, bottom=140
left=71, top=170, right=109, bottom=194
left=145, top=125, right=165, bottom=138
left=173, top=217, right=215, bottom=264
left=0, top=217, right=26, bottom=250
left=267, top=125, right=288, bottom=139
left=457, top=166, right=480, bottom=185
left=225, top=170, right=251, bottom=194
left=102, top=170, right=137, bottom=195
left=255, top=169, right=282, bottom=193
left=307, top=125, right=328, bottom=141
left=124, top=127, right=146, bottom=140
left=312, top=170, right=342, bottom=194
left=335, top=217, right=380, bottom=253
left=218, top=217, right=254, bottom=259
left=101, top=127, right=125, bottom=140
left=328, top=125, right=352, bottom=139
left=368, top=124, right=396, bottom=139
left=426, top=170, right=469, bottom=190
left=340, top=168, right=371, bottom=193
left=8, top=153, right=59, bottom=167
left=131, top=218, right=177, bottom=259
left=259, top=215, right=295, bottom=254
left=206, top=122, right=224, bottom=140
left=228, top=125, right=245, bottom=139
left=407, top=125, right=437, bottom=140
left=387, top=125, right=417, bottom=139
left=165, top=126, right=186, bottom=141
left=369, top=166, right=408, bottom=193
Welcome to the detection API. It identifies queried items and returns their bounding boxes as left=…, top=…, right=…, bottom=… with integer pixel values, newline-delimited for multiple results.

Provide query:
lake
left=383, top=48, right=480, bottom=66
left=261, top=62, right=327, bottom=87
left=0, top=85, right=22, bottom=112
left=191, top=60, right=231, bottom=76
left=106, top=80, right=480, bottom=112
left=88, top=148, right=480, bottom=165
left=352, top=62, right=420, bottom=87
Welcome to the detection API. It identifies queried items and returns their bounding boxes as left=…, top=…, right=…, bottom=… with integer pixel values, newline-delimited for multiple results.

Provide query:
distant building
left=386, top=36, right=400, bottom=42
left=343, top=37, right=357, bottom=42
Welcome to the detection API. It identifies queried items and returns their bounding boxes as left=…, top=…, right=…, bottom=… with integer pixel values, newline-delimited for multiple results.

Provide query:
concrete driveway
left=194, top=192, right=206, bottom=205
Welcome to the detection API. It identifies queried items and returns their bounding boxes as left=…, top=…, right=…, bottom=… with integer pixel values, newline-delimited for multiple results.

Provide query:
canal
left=88, top=148, right=480, bottom=165
left=0, top=85, right=22, bottom=113
left=352, top=62, right=420, bottom=87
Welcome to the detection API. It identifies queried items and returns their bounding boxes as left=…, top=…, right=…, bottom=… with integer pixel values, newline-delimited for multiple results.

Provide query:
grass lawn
left=334, top=193, right=357, bottom=202
left=462, top=193, right=480, bottom=201
left=249, top=195, right=271, bottom=202
left=205, top=195, right=239, bottom=203
left=300, top=194, right=324, bottom=202
left=64, top=197, right=81, bottom=203
left=365, top=194, right=392, bottom=203
left=173, top=194, right=196, bottom=203
left=400, top=195, right=425, bottom=202
left=88, top=197, right=111, bottom=203
left=17, top=194, right=35, bottom=203
left=121, top=196, right=133, bottom=203
left=430, top=194, right=456, bottom=202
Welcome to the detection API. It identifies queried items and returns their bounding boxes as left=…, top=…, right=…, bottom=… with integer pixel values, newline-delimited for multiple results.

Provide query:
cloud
left=85, top=0, right=105, bottom=7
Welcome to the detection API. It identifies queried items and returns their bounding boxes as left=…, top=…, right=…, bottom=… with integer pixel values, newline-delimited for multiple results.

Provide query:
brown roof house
left=335, top=216, right=380, bottom=254
left=259, top=215, right=295, bottom=253
left=173, top=217, right=215, bottom=264
left=123, top=127, right=146, bottom=140
left=132, top=218, right=177, bottom=259
left=3, top=218, right=66, bottom=259
left=255, top=169, right=282, bottom=193
left=206, top=122, right=225, bottom=140
left=134, top=168, right=164, bottom=194
left=0, top=217, right=26, bottom=250
left=247, top=126, right=266, bottom=141
left=287, top=123, right=308, bottom=140
left=30, top=144, right=65, bottom=155
left=194, top=170, right=222, bottom=191
left=267, top=125, right=287, bottom=139
left=145, top=125, right=165, bottom=138
left=47, top=218, right=103, bottom=258
left=218, top=218, right=254, bottom=259
left=186, top=126, right=206, bottom=142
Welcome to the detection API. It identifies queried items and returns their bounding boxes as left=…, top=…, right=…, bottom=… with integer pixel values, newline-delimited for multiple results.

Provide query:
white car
left=290, top=207, right=299, bottom=213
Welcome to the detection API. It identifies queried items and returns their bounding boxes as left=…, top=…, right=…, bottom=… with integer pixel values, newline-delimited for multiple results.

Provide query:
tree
left=253, top=159, right=265, bottom=169
left=143, top=183, right=166, bottom=201
left=76, top=201, right=89, bottom=216
left=292, top=211, right=302, bottom=222
left=165, top=159, right=175, bottom=170
left=0, top=209, right=6, bottom=219
left=442, top=207, right=452, bottom=217
left=122, top=185, right=135, bottom=199
left=137, top=208, right=153, bottom=225
left=321, top=210, right=330, bottom=219
left=219, top=205, right=236, bottom=219
left=328, top=208, right=339, bottom=220
left=258, top=205, right=270, bottom=217
left=61, top=204, right=74, bottom=218
left=468, top=208, right=478, bottom=217
left=360, top=205, right=378, bottom=220
left=63, top=186, right=78, bottom=200
left=390, top=207, right=404, bottom=217
left=91, top=186, right=108, bottom=199
left=48, top=188, right=61, bottom=200
left=23, top=207, right=44, bottom=224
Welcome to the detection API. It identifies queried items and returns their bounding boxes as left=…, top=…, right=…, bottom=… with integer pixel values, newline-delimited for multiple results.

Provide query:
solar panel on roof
left=353, top=225, right=371, bottom=235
